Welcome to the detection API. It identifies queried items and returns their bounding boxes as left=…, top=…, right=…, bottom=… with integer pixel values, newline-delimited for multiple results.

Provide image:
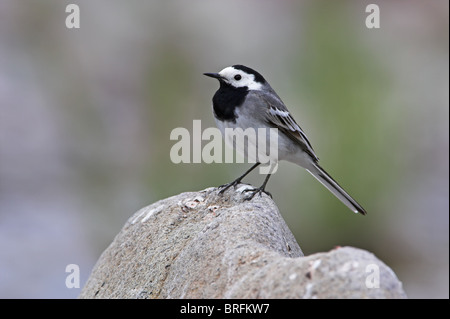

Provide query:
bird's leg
left=243, top=173, right=272, bottom=200
left=218, top=162, right=261, bottom=195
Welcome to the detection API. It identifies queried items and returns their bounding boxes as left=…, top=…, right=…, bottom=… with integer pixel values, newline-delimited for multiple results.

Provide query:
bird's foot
left=217, top=179, right=242, bottom=195
left=242, top=185, right=272, bottom=201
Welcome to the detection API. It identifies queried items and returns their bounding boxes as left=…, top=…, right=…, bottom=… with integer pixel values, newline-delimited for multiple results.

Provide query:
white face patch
left=218, top=66, right=263, bottom=90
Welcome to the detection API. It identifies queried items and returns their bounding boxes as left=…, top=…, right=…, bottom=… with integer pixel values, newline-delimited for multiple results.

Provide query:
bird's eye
left=234, top=74, right=242, bottom=81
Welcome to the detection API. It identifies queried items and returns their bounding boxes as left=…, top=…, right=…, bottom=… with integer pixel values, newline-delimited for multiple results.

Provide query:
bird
left=203, top=65, right=367, bottom=215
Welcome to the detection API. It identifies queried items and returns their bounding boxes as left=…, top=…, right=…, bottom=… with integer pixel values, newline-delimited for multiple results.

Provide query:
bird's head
left=204, top=65, right=267, bottom=91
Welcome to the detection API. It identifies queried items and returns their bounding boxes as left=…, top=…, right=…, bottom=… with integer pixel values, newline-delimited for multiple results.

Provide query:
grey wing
left=259, top=91, right=319, bottom=162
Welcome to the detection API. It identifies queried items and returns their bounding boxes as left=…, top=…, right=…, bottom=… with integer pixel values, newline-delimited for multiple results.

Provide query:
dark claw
left=242, top=187, right=272, bottom=201
left=217, top=180, right=239, bottom=195
left=217, top=163, right=262, bottom=196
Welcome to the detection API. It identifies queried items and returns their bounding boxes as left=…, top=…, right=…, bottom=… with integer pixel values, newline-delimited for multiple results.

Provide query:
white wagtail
left=204, top=65, right=366, bottom=215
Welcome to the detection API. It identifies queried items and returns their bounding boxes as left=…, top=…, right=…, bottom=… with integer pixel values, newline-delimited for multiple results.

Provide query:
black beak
left=203, top=72, right=224, bottom=80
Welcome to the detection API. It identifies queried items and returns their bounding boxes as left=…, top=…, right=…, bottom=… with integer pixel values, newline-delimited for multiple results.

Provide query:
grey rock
left=79, top=185, right=406, bottom=299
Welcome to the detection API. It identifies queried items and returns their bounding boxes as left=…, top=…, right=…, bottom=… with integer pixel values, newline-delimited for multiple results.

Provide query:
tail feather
left=306, top=163, right=367, bottom=215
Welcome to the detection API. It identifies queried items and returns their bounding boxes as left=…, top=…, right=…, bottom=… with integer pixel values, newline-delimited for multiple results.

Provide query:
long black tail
left=306, top=163, right=367, bottom=215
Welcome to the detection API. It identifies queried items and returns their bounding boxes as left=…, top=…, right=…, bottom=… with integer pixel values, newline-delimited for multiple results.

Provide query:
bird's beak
left=203, top=72, right=224, bottom=80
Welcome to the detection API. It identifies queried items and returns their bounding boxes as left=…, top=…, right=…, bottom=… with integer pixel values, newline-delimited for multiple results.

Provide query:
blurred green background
left=0, top=0, right=448, bottom=298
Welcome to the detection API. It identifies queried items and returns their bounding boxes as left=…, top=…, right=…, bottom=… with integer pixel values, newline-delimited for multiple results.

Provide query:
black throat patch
left=212, top=82, right=248, bottom=123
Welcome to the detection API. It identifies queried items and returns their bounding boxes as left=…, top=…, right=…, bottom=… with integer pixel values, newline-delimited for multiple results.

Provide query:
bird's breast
left=212, top=86, right=248, bottom=123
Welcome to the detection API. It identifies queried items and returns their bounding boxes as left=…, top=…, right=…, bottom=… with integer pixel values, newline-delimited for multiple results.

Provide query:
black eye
left=234, top=74, right=242, bottom=81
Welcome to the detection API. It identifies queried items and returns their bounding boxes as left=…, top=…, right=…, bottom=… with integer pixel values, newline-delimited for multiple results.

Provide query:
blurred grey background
left=0, top=0, right=448, bottom=298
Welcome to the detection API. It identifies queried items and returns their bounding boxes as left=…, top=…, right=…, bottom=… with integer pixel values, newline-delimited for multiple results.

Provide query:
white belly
left=215, top=117, right=280, bottom=166
left=215, top=117, right=313, bottom=172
